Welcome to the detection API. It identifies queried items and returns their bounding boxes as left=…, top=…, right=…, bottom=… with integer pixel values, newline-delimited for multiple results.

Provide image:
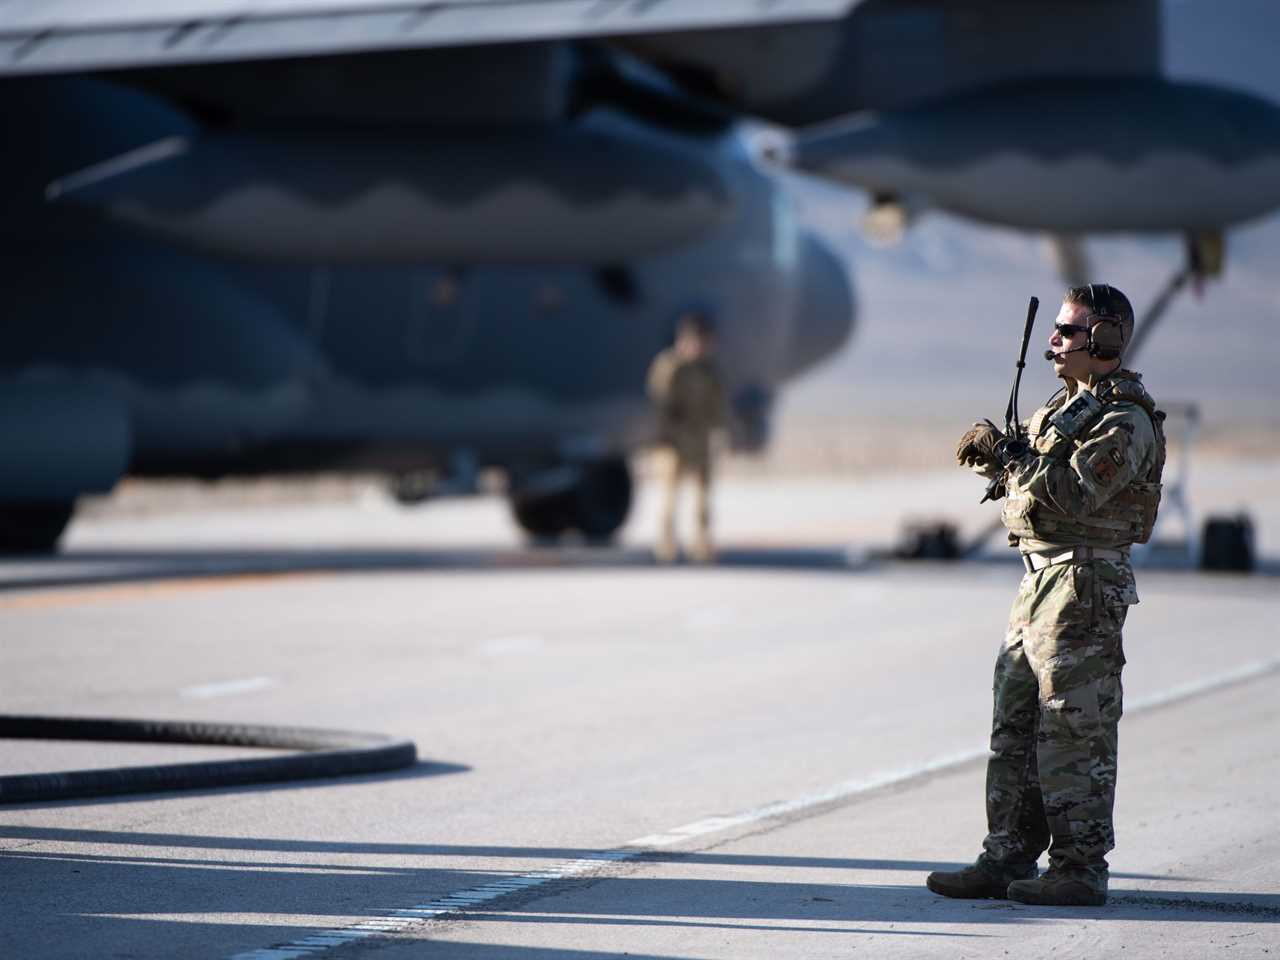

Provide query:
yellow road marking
left=0, top=538, right=862, bottom=612
left=0, top=571, right=321, bottom=612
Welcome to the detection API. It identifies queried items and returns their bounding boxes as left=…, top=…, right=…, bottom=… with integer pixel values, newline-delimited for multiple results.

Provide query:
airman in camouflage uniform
left=647, top=310, right=726, bottom=563
left=929, top=284, right=1165, bottom=907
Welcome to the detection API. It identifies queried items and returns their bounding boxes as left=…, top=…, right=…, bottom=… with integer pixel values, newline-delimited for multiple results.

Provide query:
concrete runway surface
left=2, top=470, right=1278, bottom=959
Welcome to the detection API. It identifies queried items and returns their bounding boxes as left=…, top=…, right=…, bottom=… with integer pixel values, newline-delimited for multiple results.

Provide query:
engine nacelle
left=49, top=118, right=732, bottom=265
left=797, top=78, right=1280, bottom=233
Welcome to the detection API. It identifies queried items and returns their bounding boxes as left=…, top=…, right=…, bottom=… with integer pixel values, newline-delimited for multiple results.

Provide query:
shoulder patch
left=1089, top=449, right=1121, bottom=486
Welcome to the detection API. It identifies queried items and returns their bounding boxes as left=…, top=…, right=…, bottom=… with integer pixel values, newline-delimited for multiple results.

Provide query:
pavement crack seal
left=1111, top=895, right=1280, bottom=920
left=227, top=656, right=1280, bottom=959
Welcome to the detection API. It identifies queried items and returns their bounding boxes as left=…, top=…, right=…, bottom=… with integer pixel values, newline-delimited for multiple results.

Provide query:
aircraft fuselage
left=0, top=75, right=854, bottom=507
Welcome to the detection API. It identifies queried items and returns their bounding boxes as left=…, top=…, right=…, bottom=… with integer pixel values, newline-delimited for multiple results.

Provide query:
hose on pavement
left=0, top=714, right=417, bottom=803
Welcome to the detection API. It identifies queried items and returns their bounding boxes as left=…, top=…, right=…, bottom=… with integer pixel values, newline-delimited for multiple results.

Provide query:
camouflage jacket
left=646, top=348, right=726, bottom=463
left=999, top=370, right=1166, bottom=553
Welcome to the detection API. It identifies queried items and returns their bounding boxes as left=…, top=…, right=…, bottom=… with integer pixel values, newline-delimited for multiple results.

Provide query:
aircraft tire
left=572, top=458, right=632, bottom=543
left=1200, top=514, right=1255, bottom=571
left=0, top=501, right=75, bottom=554
left=511, top=489, right=576, bottom=541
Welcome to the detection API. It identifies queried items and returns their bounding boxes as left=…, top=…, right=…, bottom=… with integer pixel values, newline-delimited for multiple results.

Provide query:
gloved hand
left=993, top=436, right=1032, bottom=466
left=955, top=420, right=1004, bottom=468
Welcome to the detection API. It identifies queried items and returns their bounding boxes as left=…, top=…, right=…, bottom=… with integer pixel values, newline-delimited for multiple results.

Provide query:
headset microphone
left=1045, top=346, right=1088, bottom=361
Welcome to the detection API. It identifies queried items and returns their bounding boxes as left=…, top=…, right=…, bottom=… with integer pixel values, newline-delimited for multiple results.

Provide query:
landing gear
left=895, top=520, right=961, bottom=560
left=0, top=501, right=75, bottom=554
left=511, top=486, right=575, bottom=541
left=573, top=459, right=633, bottom=540
left=509, top=458, right=632, bottom=543
left=1200, top=514, right=1255, bottom=572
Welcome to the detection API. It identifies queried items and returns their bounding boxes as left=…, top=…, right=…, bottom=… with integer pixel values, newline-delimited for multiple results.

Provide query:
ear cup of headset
left=1088, top=319, right=1125, bottom=360
left=1085, top=283, right=1126, bottom=361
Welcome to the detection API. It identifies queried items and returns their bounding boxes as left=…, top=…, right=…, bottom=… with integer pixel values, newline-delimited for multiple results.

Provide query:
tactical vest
left=1002, top=370, right=1167, bottom=545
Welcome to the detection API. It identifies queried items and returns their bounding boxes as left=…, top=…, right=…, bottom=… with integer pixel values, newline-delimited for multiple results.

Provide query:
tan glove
left=955, top=420, right=1004, bottom=468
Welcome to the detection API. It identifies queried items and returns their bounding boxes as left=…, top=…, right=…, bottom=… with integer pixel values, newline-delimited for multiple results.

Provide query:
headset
left=1083, top=282, right=1127, bottom=361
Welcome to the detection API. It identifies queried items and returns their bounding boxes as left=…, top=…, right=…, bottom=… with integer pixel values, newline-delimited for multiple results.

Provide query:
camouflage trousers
left=654, top=446, right=712, bottom=560
left=980, top=559, right=1134, bottom=880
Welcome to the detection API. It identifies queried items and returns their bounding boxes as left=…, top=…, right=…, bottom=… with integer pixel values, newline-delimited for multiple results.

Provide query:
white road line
left=229, top=855, right=633, bottom=960
left=226, top=656, right=1280, bottom=960
left=1126, top=657, right=1280, bottom=713
left=180, top=676, right=278, bottom=700
left=624, top=749, right=982, bottom=848
left=478, top=634, right=544, bottom=657
left=630, top=656, right=1280, bottom=849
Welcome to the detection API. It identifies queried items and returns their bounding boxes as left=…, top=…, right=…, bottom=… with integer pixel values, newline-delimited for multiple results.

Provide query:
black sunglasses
left=1054, top=322, right=1090, bottom=338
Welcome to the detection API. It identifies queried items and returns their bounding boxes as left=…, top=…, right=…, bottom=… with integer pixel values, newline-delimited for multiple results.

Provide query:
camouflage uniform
left=978, top=370, right=1165, bottom=889
left=646, top=347, right=726, bottom=560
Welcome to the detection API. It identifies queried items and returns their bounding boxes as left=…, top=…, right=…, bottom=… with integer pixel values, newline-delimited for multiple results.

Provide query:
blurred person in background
left=646, top=309, right=727, bottom=564
left=934, top=283, right=1166, bottom=907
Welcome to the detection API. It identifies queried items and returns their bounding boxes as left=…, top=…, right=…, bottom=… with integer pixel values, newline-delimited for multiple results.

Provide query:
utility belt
left=1021, top=545, right=1128, bottom=573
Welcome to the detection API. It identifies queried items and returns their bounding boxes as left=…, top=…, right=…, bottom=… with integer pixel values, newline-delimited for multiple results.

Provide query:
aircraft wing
left=0, top=0, right=859, bottom=77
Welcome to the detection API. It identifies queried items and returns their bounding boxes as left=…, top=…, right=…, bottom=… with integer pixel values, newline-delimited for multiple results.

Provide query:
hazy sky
left=1164, top=0, right=1280, bottom=99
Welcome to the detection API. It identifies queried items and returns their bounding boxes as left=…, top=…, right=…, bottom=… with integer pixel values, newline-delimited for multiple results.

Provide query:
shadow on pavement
left=0, top=544, right=871, bottom=594
left=3, top=826, right=1273, bottom=958
left=0, top=825, right=1219, bottom=886
left=0, top=760, right=469, bottom=811
left=4, top=541, right=1274, bottom=596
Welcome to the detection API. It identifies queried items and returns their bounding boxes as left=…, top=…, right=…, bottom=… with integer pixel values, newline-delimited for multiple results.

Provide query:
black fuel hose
left=0, top=714, right=417, bottom=804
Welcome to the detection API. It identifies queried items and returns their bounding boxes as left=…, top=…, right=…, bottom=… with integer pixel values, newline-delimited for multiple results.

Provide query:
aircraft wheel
left=572, top=458, right=632, bottom=542
left=1200, top=513, right=1255, bottom=571
left=511, top=490, right=576, bottom=541
left=0, top=501, right=75, bottom=554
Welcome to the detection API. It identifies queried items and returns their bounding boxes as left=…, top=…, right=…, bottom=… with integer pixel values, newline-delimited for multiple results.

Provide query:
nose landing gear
left=509, top=457, right=632, bottom=543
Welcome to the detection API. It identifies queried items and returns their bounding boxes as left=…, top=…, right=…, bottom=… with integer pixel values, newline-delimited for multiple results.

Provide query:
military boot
left=925, top=860, right=1037, bottom=900
left=1006, top=865, right=1107, bottom=906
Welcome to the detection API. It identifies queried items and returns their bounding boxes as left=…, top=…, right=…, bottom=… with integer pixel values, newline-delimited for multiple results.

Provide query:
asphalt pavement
left=2, top=472, right=1277, bottom=959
